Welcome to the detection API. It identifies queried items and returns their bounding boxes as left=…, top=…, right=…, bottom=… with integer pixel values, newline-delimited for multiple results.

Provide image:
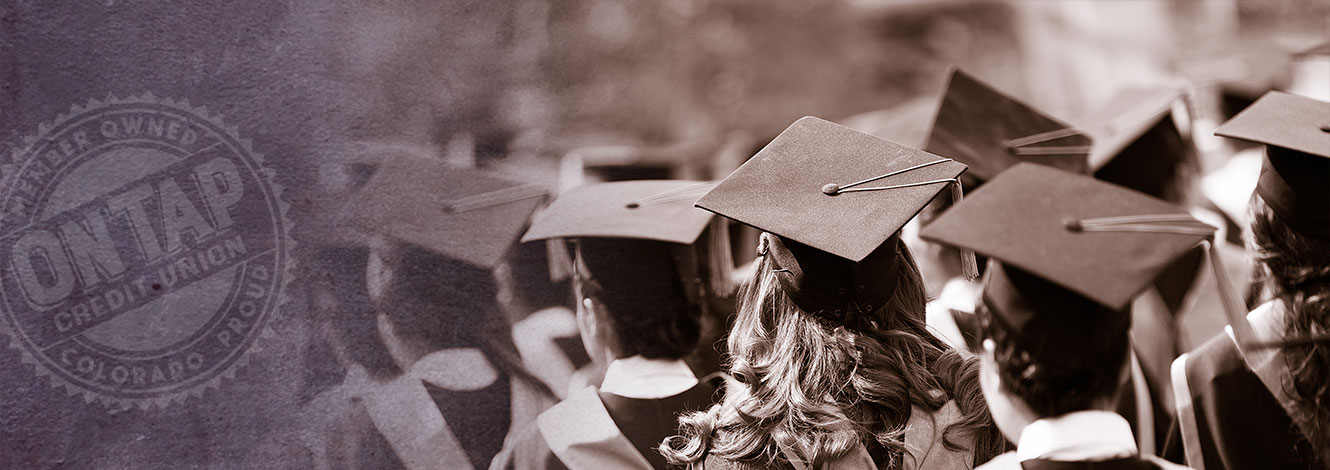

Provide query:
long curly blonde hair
left=661, top=237, right=1003, bottom=469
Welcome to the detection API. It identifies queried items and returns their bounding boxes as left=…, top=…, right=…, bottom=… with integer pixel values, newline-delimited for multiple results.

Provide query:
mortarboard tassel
left=1068, top=214, right=1257, bottom=349
left=950, top=180, right=980, bottom=281
left=1002, top=127, right=1092, bottom=157
left=445, top=183, right=546, bottom=213
left=818, top=158, right=978, bottom=280
left=624, top=181, right=714, bottom=209
left=708, top=216, right=736, bottom=296
left=545, top=238, right=573, bottom=282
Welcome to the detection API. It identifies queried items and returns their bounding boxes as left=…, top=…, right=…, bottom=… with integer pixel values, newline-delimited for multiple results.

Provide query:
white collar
left=1016, top=410, right=1138, bottom=462
left=1229, top=300, right=1302, bottom=416
left=938, top=277, right=982, bottom=310
left=599, top=356, right=697, bottom=399
left=1232, top=300, right=1286, bottom=372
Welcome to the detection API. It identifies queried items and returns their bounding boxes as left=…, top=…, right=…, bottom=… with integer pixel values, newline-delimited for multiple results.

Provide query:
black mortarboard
left=1080, top=87, right=1187, bottom=171
left=1079, top=86, right=1196, bottom=203
left=696, top=116, right=974, bottom=321
left=347, top=156, right=546, bottom=269
left=523, top=180, right=733, bottom=314
left=1214, top=91, right=1330, bottom=239
left=920, top=164, right=1251, bottom=364
left=565, top=144, right=705, bottom=182
left=925, top=68, right=1091, bottom=186
left=523, top=180, right=717, bottom=245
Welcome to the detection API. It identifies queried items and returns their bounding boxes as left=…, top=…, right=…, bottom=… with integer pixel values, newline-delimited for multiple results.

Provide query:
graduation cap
left=562, top=140, right=711, bottom=184
left=1214, top=92, right=1330, bottom=239
left=696, top=116, right=975, bottom=323
left=924, top=68, right=1091, bottom=187
left=1181, top=39, right=1294, bottom=118
left=920, top=163, right=1252, bottom=366
left=1216, top=93, right=1330, bottom=349
left=523, top=180, right=717, bottom=244
left=1079, top=86, right=1198, bottom=205
left=346, top=156, right=547, bottom=270
left=523, top=180, right=733, bottom=316
left=1080, top=87, right=1188, bottom=171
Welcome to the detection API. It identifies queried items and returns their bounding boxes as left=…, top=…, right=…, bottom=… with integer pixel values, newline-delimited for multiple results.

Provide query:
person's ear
left=366, top=243, right=394, bottom=304
left=577, top=295, right=617, bottom=367
left=979, top=338, right=1041, bottom=443
left=577, top=297, right=598, bottom=336
left=980, top=339, right=1001, bottom=388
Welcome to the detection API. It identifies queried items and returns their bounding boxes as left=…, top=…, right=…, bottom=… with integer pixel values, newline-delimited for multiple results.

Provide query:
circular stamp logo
left=0, top=94, right=293, bottom=409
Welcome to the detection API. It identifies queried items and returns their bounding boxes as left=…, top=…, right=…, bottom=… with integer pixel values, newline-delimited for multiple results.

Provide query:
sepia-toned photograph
left=1, top=1, right=1327, bottom=469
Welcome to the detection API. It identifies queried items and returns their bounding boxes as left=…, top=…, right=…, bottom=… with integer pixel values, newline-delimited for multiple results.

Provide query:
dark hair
left=983, top=266, right=1130, bottom=418
left=313, top=246, right=401, bottom=377
left=501, top=239, right=573, bottom=313
left=575, top=238, right=702, bottom=360
left=1249, top=195, right=1330, bottom=461
left=371, top=243, right=556, bottom=399
left=664, top=240, right=1004, bottom=469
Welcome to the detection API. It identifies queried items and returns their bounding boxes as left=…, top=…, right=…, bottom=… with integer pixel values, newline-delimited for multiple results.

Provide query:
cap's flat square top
left=697, top=116, right=965, bottom=262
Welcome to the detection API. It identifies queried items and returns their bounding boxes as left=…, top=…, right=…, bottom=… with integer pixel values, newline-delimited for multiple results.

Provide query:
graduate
left=554, top=148, right=742, bottom=383
left=662, top=117, right=1005, bottom=470
left=329, top=156, right=556, bottom=470
left=920, top=163, right=1212, bottom=470
left=491, top=180, right=732, bottom=470
left=1171, top=92, right=1330, bottom=469
left=918, top=67, right=1092, bottom=349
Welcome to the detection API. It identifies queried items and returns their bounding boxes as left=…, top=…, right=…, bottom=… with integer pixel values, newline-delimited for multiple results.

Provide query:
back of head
left=376, top=242, right=501, bottom=353
left=982, top=263, right=1131, bottom=418
left=575, top=237, right=702, bottom=360
left=919, top=164, right=1220, bottom=422
left=664, top=238, right=1004, bottom=468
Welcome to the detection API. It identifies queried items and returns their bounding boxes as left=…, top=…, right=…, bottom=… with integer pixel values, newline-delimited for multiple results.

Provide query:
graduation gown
left=355, top=348, right=533, bottom=470
left=491, top=368, right=720, bottom=470
left=700, top=399, right=976, bottom=470
left=1130, top=228, right=1252, bottom=420
left=1170, top=301, right=1320, bottom=470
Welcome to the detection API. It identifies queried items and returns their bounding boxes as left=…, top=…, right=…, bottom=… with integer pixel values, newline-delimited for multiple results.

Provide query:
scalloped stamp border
left=0, top=93, right=294, bottom=410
